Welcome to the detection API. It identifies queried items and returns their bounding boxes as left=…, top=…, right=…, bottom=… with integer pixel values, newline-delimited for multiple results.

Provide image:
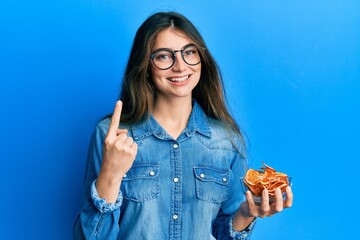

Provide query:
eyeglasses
left=150, top=44, right=202, bottom=70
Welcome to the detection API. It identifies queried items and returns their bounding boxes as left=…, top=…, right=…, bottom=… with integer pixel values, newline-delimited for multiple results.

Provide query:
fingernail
left=263, top=188, right=268, bottom=196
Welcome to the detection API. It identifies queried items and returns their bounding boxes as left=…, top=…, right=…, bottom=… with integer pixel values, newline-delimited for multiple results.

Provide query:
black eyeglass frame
left=150, top=43, right=204, bottom=70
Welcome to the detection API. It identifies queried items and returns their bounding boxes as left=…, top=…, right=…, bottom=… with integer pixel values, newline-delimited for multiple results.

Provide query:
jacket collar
left=131, top=101, right=211, bottom=141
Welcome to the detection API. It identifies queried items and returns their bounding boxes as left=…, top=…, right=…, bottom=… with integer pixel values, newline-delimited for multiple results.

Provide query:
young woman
left=73, top=11, right=293, bottom=239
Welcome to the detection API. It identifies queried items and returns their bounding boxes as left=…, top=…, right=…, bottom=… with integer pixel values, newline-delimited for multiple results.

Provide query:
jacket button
left=200, top=173, right=205, bottom=179
left=173, top=144, right=179, bottom=149
left=149, top=171, right=155, bottom=176
left=222, top=177, right=227, bottom=182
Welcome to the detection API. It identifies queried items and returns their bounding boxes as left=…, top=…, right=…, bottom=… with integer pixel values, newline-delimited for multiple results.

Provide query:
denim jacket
left=73, top=101, right=256, bottom=240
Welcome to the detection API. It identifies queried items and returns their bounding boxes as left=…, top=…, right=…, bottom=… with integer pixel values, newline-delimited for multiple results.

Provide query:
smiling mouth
left=168, top=74, right=191, bottom=83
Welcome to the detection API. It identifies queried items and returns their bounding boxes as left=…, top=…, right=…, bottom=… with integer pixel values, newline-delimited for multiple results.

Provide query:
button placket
left=170, top=140, right=182, bottom=238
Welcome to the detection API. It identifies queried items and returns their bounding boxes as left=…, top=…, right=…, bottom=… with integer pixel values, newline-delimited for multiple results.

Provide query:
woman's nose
left=172, top=54, right=187, bottom=72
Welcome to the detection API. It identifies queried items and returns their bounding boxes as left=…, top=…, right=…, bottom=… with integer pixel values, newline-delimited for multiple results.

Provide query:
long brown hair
left=119, top=12, right=245, bottom=148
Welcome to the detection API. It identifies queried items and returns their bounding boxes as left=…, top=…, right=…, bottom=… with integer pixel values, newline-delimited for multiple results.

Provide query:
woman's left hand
left=240, top=186, right=293, bottom=218
left=232, top=186, right=293, bottom=231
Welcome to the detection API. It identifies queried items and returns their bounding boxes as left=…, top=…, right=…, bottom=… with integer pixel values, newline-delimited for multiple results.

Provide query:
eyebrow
left=152, top=43, right=196, bottom=53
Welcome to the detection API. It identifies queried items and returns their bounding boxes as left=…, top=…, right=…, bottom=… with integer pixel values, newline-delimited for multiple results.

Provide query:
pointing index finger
left=108, top=100, right=123, bottom=137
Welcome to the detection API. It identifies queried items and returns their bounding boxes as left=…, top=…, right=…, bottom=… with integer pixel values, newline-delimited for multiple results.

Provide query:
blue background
left=1, top=0, right=359, bottom=239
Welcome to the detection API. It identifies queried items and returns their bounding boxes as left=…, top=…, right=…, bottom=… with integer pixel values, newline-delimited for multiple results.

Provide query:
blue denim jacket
left=74, top=101, right=256, bottom=240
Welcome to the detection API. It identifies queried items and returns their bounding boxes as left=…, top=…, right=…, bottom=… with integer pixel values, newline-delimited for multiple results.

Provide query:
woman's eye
left=156, top=53, right=172, bottom=61
left=184, top=49, right=197, bottom=55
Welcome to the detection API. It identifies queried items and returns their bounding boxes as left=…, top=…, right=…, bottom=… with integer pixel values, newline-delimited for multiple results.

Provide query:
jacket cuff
left=227, top=215, right=256, bottom=239
left=91, top=179, right=123, bottom=213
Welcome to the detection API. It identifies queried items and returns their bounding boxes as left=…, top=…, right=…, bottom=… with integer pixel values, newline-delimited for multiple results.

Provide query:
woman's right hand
left=96, top=100, right=138, bottom=203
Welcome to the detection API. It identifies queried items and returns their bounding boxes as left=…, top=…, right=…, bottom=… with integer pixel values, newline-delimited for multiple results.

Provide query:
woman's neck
left=152, top=96, right=193, bottom=139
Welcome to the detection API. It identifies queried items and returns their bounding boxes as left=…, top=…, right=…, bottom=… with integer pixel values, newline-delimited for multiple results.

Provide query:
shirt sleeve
left=227, top=216, right=257, bottom=239
left=91, top=179, right=123, bottom=213
left=73, top=120, right=123, bottom=240
left=212, top=147, right=256, bottom=239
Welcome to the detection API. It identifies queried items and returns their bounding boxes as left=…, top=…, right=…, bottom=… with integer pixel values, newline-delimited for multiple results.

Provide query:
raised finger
left=284, top=186, right=293, bottom=208
left=108, top=101, right=123, bottom=138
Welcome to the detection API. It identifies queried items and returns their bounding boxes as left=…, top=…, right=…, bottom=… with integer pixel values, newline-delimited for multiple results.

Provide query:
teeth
left=169, top=75, right=189, bottom=82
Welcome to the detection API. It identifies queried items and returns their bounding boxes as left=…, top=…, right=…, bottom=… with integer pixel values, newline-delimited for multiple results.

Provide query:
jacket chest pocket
left=194, top=165, right=230, bottom=204
left=121, top=164, right=160, bottom=202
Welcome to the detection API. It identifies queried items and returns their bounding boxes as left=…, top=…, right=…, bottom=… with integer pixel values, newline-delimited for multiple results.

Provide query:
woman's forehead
left=153, top=28, right=194, bottom=50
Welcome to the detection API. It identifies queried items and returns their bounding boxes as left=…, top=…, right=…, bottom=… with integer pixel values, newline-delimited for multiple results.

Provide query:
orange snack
left=243, top=162, right=289, bottom=197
